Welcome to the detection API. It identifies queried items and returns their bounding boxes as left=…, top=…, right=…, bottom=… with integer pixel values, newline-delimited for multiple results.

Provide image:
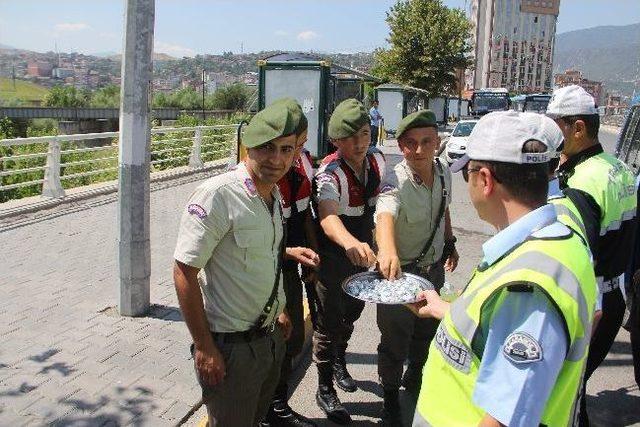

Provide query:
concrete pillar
left=189, top=127, right=204, bottom=168
left=42, top=137, right=66, bottom=199
left=117, top=0, right=155, bottom=316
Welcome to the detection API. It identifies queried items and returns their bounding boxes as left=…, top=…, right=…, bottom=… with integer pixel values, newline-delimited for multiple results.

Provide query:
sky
left=0, top=0, right=639, bottom=57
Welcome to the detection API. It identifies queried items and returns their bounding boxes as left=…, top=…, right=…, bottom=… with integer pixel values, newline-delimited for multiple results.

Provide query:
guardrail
left=0, top=125, right=239, bottom=201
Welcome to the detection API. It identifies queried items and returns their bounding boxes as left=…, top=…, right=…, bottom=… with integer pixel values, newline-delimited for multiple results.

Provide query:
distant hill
left=554, top=23, right=640, bottom=97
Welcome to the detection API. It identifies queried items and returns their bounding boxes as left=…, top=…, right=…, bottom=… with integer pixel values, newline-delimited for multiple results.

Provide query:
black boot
left=401, top=366, right=422, bottom=399
left=380, top=389, right=403, bottom=426
left=264, top=399, right=318, bottom=427
left=333, top=358, right=357, bottom=393
left=316, top=383, right=351, bottom=425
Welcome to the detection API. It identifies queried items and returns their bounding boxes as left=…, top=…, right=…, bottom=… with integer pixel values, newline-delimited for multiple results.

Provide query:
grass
left=0, top=77, right=49, bottom=105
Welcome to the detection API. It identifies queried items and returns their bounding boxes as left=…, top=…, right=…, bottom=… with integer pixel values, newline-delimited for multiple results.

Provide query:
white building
left=467, top=0, right=560, bottom=93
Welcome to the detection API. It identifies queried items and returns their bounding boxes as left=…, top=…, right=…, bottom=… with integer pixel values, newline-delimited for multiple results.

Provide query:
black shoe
left=316, top=384, right=352, bottom=425
left=401, top=367, right=422, bottom=398
left=265, top=400, right=318, bottom=427
left=379, top=390, right=403, bottom=426
left=333, top=362, right=357, bottom=393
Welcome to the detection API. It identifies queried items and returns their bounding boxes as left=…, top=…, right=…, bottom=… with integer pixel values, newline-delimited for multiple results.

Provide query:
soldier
left=264, top=98, right=319, bottom=427
left=374, top=110, right=458, bottom=425
left=173, top=101, right=318, bottom=427
left=313, top=99, right=385, bottom=424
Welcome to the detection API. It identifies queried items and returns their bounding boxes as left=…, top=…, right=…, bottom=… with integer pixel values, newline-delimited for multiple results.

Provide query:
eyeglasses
left=462, top=167, right=481, bottom=182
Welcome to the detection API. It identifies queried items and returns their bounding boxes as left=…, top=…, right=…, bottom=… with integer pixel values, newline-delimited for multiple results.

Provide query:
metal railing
left=0, top=124, right=239, bottom=201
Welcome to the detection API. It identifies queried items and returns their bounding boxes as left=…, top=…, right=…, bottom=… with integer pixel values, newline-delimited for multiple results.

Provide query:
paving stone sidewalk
left=0, top=170, right=218, bottom=426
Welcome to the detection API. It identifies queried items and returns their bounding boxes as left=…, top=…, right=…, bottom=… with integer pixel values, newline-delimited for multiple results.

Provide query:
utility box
left=374, top=83, right=429, bottom=136
left=428, top=97, right=448, bottom=124
left=257, top=53, right=379, bottom=159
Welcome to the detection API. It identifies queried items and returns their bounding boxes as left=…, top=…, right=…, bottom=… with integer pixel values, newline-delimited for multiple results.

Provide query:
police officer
left=522, top=112, right=597, bottom=249
left=546, top=85, right=638, bottom=426
left=374, top=110, right=458, bottom=425
left=264, top=98, right=319, bottom=427
left=173, top=101, right=317, bottom=427
left=313, top=99, right=386, bottom=424
left=409, top=111, right=598, bottom=426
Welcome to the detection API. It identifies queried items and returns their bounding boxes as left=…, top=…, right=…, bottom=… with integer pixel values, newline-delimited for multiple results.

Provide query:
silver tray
left=342, top=271, right=434, bottom=305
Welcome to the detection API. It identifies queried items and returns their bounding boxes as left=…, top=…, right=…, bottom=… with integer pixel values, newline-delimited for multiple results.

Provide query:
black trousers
left=272, top=267, right=307, bottom=402
left=579, top=287, right=626, bottom=426
left=312, top=278, right=366, bottom=379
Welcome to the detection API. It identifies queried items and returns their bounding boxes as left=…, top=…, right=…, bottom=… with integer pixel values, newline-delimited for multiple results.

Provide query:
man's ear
left=574, top=119, right=587, bottom=140
left=480, top=167, right=494, bottom=197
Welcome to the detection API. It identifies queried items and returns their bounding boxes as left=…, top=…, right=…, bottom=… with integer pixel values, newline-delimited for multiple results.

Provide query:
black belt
left=212, top=325, right=275, bottom=344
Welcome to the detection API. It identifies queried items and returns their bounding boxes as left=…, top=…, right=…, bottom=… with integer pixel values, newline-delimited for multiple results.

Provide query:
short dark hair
left=558, top=114, right=600, bottom=140
left=477, top=139, right=549, bottom=207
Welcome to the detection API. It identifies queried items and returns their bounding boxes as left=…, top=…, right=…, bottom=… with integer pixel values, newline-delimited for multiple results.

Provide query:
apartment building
left=467, top=0, right=560, bottom=93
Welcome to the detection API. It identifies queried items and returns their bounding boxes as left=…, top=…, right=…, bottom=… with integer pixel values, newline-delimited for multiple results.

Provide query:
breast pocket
left=233, top=229, right=270, bottom=273
left=405, top=206, right=429, bottom=229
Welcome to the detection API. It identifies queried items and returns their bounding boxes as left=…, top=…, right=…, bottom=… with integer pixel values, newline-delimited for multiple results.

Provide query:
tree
left=90, top=85, right=120, bottom=107
left=374, top=0, right=471, bottom=96
left=43, top=85, right=91, bottom=107
left=211, top=83, right=251, bottom=111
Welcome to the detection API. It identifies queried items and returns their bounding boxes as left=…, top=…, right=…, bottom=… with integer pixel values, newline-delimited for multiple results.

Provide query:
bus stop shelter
left=257, top=52, right=380, bottom=158
left=374, top=83, right=429, bottom=136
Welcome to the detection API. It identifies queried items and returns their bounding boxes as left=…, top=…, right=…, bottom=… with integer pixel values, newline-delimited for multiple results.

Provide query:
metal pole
left=202, top=69, right=206, bottom=121
left=117, top=0, right=155, bottom=317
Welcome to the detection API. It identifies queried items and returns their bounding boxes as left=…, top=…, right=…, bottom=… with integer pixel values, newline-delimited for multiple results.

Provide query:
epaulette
left=318, top=153, right=341, bottom=174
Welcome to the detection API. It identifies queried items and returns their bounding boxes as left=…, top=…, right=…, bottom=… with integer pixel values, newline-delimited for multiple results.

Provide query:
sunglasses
left=462, top=167, right=481, bottom=182
left=463, top=165, right=502, bottom=183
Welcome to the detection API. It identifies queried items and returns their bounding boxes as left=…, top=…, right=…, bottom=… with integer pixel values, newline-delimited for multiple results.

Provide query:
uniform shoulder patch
left=187, top=204, right=207, bottom=219
left=503, top=331, right=543, bottom=364
left=380, top=183, right=396, bottom=193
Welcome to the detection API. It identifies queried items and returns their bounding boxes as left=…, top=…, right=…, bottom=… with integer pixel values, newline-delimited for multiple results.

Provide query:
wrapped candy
left=343, top=272, right=433, bottom=304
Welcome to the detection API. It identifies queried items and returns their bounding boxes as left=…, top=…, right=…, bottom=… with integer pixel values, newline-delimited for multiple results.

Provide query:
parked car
left=445, top=119, right=478, bottom=164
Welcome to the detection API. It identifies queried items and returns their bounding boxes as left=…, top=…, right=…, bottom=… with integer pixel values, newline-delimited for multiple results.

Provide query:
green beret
left=396, top=110, right=437, bottom=139
left=243, top=100, right=297, bottom=148
left=270, top=98, right=307, bottom=136
left=328, top=99, right=369, bottom=140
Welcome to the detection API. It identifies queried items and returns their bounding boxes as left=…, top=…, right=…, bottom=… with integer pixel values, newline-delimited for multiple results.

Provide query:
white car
left=445, top=120, right=478, bottom=164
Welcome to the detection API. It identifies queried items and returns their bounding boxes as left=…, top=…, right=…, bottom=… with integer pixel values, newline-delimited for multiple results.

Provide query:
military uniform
left=270, top=148, right=315, bottom=410
left=312, top=99, right=385, bottom=425
left=376, top=159, right=451, bottom=382
left=174, top=102, right=298, bottom=427
left=313, top=147, right=386, bottom=370
left=374, top=111, right=453, bottom=398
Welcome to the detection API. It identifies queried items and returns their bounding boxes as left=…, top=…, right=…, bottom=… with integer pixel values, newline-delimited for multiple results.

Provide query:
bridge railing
left=0, top=124, right=239, bottom=201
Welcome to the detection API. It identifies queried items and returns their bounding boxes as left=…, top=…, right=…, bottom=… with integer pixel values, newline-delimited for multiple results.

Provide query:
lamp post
left=201, top=69, right=206, bottom=121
